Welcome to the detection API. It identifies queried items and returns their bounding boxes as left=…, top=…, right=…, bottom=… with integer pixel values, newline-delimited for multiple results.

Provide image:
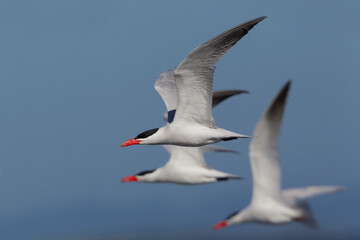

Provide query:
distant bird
left=213, top=82, right=346, bottom=230
left=120, top=16, right=266, bottom=148
left=122, top=72, right=247, bottom=184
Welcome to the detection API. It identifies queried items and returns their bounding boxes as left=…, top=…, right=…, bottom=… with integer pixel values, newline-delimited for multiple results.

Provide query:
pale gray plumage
left=126, top=145, right=242, bottom=185
left=154, top=69, right=248, bottom=123
left=214, top=82, right=346, bottom=230
left=174, top=16, right=266, bottom=128
left=154, top=69, right=177, bottom=113
left=123, top=66, right=250, bottom=184
left=121, top=17, right=265, bottom=147
left=249, top=81, right=290, bottom=204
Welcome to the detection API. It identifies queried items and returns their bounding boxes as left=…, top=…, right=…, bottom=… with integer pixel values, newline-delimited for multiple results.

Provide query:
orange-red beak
left=120, top=138, right=141, bottom=147
left=213, top=221, right=227, bottom=230
left=122, top=175, right=138, bottom=182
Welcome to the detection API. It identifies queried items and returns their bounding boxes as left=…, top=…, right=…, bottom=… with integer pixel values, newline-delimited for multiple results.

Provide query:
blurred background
left=0, top=1, right=359, bottom=239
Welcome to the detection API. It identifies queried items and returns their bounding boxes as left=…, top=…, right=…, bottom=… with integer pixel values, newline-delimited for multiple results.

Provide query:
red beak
left=213, top=221, right=228, bottom=230
left=122, top=175, right=138, bottom=182
left=120, top=138, right=141, bottom=147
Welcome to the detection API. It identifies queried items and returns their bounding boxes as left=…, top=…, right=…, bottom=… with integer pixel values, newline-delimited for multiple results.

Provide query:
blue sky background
left=0, top=1, right=359, bottom=239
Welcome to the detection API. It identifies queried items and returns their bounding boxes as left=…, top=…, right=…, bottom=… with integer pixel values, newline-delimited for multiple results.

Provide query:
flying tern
left=214, top=82, right=345, bottom=230
left=120, top=16, right=266, bottom=147
left=122, top=144, right=242, bottom=185
left=122, top=71, right=247, bottom=184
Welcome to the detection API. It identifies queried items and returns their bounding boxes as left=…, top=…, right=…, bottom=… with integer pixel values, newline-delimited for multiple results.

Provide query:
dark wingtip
left=278, top=80, right=291, bottom=101
left=266, top=81, right=291, bottom=120
left=242, top=16, right=267, bottom=33
left=251, top=16, right=267, bottom=25
left=214, top=89, right=250, bottom=96
left=258, top=16, right=267, bottom=21
left=284, top=80, right=291, bottom=91
left=212, top=89, right=249, bottom=108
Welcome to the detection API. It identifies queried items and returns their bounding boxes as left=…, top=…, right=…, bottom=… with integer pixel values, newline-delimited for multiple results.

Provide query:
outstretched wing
left=163, top=145, right=209, bottom=168
left=250, top=81, right=291, bottom=203
left=162, top=145, right=242, bottom=180
left=282, top=186, right=345, bottom=229
left=156, top=71, right=249, bottom=123
left=282, top=186, right=346, bottom=201
left=212, top=90, right=248, bottom=108
left=174, top=17, right=266, bottom=127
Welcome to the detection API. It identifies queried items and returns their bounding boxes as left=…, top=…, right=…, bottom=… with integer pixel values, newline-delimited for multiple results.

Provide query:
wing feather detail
left=174, top=17, right=266, bottom=127
left=250, top=81, right=291, bottom=203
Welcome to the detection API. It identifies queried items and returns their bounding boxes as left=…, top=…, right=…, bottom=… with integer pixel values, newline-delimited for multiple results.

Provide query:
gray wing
left=162, top=145, right=242, bottom=181
left=174, top=17, right=266, bottom=127
left=163, top=144, right=240, bottom=167
left=163, top=145, right=209, bottom=168
left=282, top=186, right=346, bottom=229
left=156, top=70, right=249, bottom=123
left=249, top=81, right=291, bottom=203
left=154, top=69, right=177, bottom=112
left=282, top=186, right=346, bottom=201
left=212, top=90, right=249, bottom=108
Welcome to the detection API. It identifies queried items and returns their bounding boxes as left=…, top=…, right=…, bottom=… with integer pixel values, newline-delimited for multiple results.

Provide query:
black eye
left=136, top=169, right=156, bottom=176
left=225, top=210, right=240, bottom=220
left=135, top=128, right=159, bottom=140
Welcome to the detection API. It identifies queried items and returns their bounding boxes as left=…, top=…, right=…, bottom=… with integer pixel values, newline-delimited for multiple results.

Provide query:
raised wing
left=156, top=70, right=248, bottom=123
left=282, top=186, right=346, bottom=201
left=249, top=81, right=291, bottom=203
left=162, top=145, right=242, bottom=181
left=154, top=69, right=177, bottom=112
left=174, top=17, right=266, bottom=127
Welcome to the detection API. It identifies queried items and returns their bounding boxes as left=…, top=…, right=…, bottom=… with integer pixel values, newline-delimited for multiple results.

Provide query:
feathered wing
left=156, top=71, right=250, bottom=124
left=155, top=69, right=248, bottom=123
left=282, top=186, right=345, bottom=229
left=282, top=186, right=346, bottom=201
left=212, top=90, right=249, bottom=108
left=162, top=145, right=242, bottom=180
left=174, top=17, right=266, bottom=127
left=154, top=69, right=177, bottom=112
left=162, top=145, right=209, bottom=168
left=249, top=81, right=291, bottom=203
